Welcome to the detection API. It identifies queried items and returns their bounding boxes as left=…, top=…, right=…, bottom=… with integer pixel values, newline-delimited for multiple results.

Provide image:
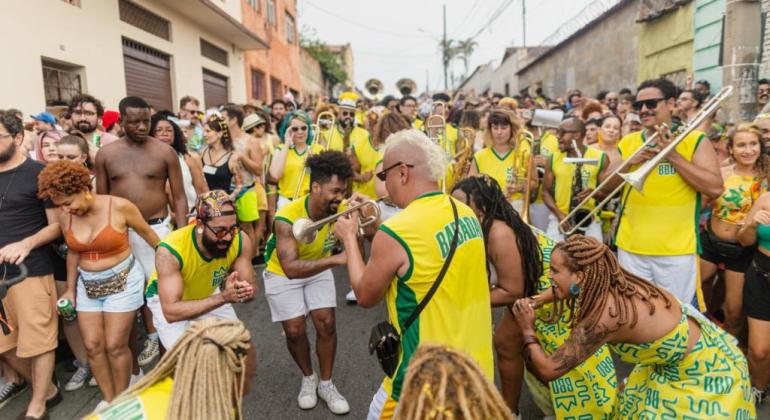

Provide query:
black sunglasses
left=205, top=223, right=239, bottom=239
left=290, top=125, right=308, bottom=132
left=340, top=111, right=355, bottom=117
left=376, top=161, right=414, bottom=181
left=632, top=98, right=665, bottom=112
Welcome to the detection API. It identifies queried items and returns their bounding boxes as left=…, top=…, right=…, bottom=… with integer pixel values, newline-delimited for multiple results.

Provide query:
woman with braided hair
left=513, top=235, right=755, bottom=418
left=396, top=344, right=512, bottom=420
left=452, top=176, right=616, bottom=418
left=88, top=317, right=256, bottom=420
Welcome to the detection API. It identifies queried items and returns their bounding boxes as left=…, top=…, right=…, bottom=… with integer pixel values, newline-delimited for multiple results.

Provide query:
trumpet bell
left=618, top=170, right=648, bottom=192
left=292, top=218, right=318, bottom=244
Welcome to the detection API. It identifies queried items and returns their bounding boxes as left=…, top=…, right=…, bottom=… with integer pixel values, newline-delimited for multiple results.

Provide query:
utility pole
left=425, top=69, right=430, bottom=95
left=522, top=0, right=526, bottom=47
left=722, top=0, right=761, bottom=122
left=443, top=4, right=448, bottom=90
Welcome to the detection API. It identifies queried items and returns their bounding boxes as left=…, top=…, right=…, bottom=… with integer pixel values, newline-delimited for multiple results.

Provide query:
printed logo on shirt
left=435, top=216, right=483, bottom=259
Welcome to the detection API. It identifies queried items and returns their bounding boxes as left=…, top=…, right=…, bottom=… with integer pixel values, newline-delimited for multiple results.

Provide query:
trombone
left=518, top=131, right=537, bottom=224
left=426, top=101, right=452, bottom=192
left=448, top=127, right=476, bottom=191
left=292, top=111, right=336, bottom=200
left=558, top=85, right=733, bottom=236
left=292, top=199, right=381, bottom=244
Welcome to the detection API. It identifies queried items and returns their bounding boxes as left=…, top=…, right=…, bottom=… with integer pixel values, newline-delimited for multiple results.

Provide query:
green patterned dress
left=612, top=303, right=755, bottom=419
left=525, top=228, right=618, bottom=418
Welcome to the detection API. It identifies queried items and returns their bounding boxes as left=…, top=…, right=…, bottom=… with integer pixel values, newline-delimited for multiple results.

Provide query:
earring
left=197, top=227, right=203, bottom=235
left=569, top=282, right=581, bottom=297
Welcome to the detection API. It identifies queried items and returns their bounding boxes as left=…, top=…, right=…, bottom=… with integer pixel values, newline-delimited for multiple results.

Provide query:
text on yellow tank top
left=352, top=136, right=382, bottom=199
left=615, top=129, right=705, bottom=255
left=146, top=224, right=242, bottom=300
left=378, top=192, right=494, bottom=400
left=550, top=145, right=606, bottom=214
left=276, top=143, right=324, bottom=199
left=264, top=195, right=337, bottom=277
left=85, top=377, right=174, bottom=420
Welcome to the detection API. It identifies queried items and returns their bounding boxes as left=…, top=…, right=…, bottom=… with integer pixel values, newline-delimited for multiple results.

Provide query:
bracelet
left=522, top=334, right=539, bottom=348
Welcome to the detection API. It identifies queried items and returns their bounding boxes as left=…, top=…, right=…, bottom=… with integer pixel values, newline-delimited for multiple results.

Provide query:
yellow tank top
left=615, top=129, right=705, bottom=255
left=86, top=377, right=173, bottom=420
left=319, top=126, right=369, bottom=152
left=534, top=132, right=560, bottom=204
left=713, top=172, right=764, bottom=224
left=276, top=143, right=324, bottom=199
left=264, top=195, right=337, bottom=277
left=352, top=136, right=382, bottom=199
left=550, top=146, right=606, bottom=214
left=474, top=140, right=532, bottom=201
left=146, top=224, right=242, bottom=300
left=379, top=192, right=494, bottom=400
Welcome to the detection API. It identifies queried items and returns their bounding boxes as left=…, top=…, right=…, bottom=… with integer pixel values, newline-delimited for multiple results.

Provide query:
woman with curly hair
left=512, top=235, right=755, bottom=418
left=38, top=160, right=160, bottom=404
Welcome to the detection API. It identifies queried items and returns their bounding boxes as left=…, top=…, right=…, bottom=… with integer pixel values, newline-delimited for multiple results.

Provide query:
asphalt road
left=4, top=266, right=769, bottom=419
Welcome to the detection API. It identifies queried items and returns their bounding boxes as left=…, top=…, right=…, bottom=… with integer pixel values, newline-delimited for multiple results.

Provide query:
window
left=119, top=0, right=171, bottom=41
left=200, top=38, right=228, bottom=66
left=271, top=76, right=282, bottom=101
left=266, top=0, right=276, bottom=26
left=42, top=59, right=83, bottom=107
left=251, top=69, right=266, bottom=100
left=247, top=0, right=259, bottom=10
left=285, top=12, right=295, bottom=44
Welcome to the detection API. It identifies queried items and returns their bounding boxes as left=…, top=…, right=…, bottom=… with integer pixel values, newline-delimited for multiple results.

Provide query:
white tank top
left=178, top=154, right=197, bottom=209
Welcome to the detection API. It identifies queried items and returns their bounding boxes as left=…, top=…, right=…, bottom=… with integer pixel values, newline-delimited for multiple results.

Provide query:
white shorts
left=378, top=201, right=401, bottom=222
left=277, top=195, right=291, bottom=211
left=147, top=294, right=238, bottom=350
left=263, top=269, right=336, bottom=322
left=528, top=202, right=550, bottom=232
left=546, top=213, right=602, bottom=243
left=617, top=249, right=699, bottom=307
left=367, top=384, right=398, bottom=420
left=129, top=216, right=173, bottom=281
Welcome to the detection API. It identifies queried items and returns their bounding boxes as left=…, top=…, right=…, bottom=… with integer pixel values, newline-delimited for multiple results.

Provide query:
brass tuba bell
left=365, top=78, right=383, bottom=100
left=396, top=78, right=417, bottom=96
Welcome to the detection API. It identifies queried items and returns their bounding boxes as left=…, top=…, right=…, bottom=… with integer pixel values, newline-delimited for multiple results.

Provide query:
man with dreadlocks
left=145, top=190, right=257, bottom=350
left=87, top=317, right=256, bottom=420
left=512, top=235, right=755, bottom=418
left=451, top=175, right=616, bottom=419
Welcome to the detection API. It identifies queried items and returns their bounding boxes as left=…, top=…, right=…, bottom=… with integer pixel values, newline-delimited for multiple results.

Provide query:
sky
left=298, top=0, right=595, bottom=96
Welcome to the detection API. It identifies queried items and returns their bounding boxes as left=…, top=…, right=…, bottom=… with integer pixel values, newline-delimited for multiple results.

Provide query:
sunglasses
left=376, top=161, right=414, bottom=181
left=340, top=111, right=355, bottom=117
left=632, top=98, right=665, bottom=112
left=290, top=125, right=308, bottom=132
left=205, top=223, right=239, bottom=239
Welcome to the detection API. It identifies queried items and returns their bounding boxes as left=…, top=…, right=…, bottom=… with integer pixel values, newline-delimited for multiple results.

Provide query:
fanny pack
left=368, top=198, right=459, bottom=378
left=705, top=226, right=748, bottom=260
left=80, top=257, right=134, bottom=299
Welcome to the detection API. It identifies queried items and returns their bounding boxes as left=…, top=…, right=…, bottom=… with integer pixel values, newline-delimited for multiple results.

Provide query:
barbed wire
left=535, top=0, right=623, bottom=47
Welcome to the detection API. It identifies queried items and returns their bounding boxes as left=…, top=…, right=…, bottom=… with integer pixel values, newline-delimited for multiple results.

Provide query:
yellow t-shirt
left=264, top=195, right=337, bottom=277
left=319, top=126, right=369, bottom=152
left=534, top=132, right=560, bottom=204
left=352, top=136, right=382, bottom=199
left=614, top=129, right=705, bottom=255
left=276, top=143, right=325, bottom=200
left=146, top=224, right=242, bottom=300
left=378, top=192, right=494, bottom=401
left=549, top=146, right=606, bottom=214
left=473, top=140, right=532, bottom=201
left=412, top=118, right=424, bottom=130
left=86, top=377, right=173, bottom=420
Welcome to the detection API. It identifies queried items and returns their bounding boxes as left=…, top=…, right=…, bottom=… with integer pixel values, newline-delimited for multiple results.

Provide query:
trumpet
left=448, top=127, right=475, bottom=190
left=292, top=199, right=381, bottom=244
left=293, top=112, right=336, bottom=200
left=519, top=131, right=536, bottom=224
left=558, top=85, right=733, bottom=236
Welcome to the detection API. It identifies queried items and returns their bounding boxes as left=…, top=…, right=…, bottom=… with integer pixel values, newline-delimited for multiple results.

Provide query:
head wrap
left=193, top=190, right=235, bottom=221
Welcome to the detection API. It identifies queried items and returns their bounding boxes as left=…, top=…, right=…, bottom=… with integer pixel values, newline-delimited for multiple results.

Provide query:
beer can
left=57, top=298, right=77, bottom=322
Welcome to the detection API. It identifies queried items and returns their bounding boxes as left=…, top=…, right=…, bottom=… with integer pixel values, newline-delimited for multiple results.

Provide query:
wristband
left=522, top=334, right=539, bottom=348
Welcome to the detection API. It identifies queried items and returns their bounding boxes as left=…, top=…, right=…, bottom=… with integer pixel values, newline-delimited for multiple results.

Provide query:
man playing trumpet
left=262, top=150, right=353, bottom=415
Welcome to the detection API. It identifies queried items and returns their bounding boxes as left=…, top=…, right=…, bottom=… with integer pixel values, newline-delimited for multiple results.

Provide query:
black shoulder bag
left=368, top=198, right=460, bottom=377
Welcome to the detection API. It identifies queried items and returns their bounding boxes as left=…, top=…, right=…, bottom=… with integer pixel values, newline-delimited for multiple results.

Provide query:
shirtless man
left=94, top=96, right=188, bottom=367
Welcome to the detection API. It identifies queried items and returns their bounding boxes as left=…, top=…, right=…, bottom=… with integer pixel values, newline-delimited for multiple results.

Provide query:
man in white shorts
left=262, top=151, right=352, bottom=415
left=145, top=191, right=257, bottom=349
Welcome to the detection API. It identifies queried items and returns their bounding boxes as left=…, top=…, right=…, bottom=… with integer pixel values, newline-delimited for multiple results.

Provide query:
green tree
left=456, top=38, right=478, bottom=77
left=300, top=34, right=348, bottom=88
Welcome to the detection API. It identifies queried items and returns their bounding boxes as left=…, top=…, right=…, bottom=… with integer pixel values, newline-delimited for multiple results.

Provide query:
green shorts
left=236, top=188, right=260, bottom=222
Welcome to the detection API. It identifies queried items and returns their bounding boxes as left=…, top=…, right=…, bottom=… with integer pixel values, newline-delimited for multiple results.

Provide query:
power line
left=467, top=0, right=517, bottom=41
left=302, top=0, right=434, bottom=39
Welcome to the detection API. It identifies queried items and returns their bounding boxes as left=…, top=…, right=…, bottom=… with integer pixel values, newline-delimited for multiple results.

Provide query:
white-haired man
left=334, top=129, right=494, bottom=419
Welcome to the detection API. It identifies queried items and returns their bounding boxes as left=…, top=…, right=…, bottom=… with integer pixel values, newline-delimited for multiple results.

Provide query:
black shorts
left=744, top=252, right=770, bottom=321
left=699, top=228, right=755, bottom=273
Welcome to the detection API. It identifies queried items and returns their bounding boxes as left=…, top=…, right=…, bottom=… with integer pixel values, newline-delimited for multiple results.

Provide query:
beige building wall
left=0, top=0, right=249, bottom=115
left=300, top=48, right=325, bottom=100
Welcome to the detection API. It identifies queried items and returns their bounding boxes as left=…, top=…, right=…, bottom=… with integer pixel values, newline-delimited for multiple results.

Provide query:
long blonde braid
left=396, top=344, right=513, bottom=420
left=101, top=318, right=252, bottom=420
left=554, top=235, right=671, bottom=331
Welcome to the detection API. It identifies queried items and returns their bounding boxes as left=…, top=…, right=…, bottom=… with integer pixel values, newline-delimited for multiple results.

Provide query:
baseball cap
left=102, top=110, right=120, bottom=131
left=242, top=113, right=266, bottom=131
left=31, top=112, right=56, bottom=125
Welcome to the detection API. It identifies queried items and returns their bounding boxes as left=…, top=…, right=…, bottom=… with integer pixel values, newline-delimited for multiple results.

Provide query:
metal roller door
left=203, top=69, right=228, bottom=108
left=122, top=38, right=173, bottom=111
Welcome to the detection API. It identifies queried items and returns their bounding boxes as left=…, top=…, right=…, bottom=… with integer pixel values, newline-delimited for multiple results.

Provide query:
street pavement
left=4, top=265, right=769, bottom=419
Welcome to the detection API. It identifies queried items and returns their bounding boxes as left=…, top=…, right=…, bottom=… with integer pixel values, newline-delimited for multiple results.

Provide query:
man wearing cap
left=68, top=94, right=118, bottom=153
left=146, top=190, right=257, bottom=349
left=30, top=112, right=56, bottom=134
left=318, top=99, right=369, bottom=154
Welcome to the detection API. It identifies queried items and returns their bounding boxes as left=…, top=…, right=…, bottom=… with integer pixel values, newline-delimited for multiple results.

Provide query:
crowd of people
left=0, top=74, right=768, bottom=419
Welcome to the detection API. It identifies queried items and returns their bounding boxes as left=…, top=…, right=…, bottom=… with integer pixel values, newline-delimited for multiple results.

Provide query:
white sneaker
left=95, top=400, right=109, bottom=411
left=297, top=373, right=318, bottom=409
left=138, top=338, right=160, bottom=367
left=64, top=362, right=92, bottom=391
left=130, top=369, right=144, bottom=387
left=345, top=289, right=357, bottom=303
left=318, top=380, right=350, bottom=415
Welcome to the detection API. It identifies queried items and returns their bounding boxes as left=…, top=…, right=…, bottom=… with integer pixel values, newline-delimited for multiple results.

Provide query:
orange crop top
left=65, top=197, right=129, bottom=261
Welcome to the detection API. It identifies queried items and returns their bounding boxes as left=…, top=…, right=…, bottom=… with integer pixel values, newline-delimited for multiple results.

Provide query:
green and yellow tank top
left=378, top=192, right=494, bottom=401
left=352, top=135, right=381, bottom=199
left=713, top=172, right=764, bottom=224
left=615, top=129, right=705, bottom=255
left=264, top=195, right=338, bottom=278
left=318, top=126, right=369, bottom=152
left=473, top=139, right=532, bottom=201
left=146, top=224, right=242, bottom=301
left=276, top=143, right=324, bottom=199
left=550, top=146, right=606, bottom=214
left=85, top=377, right=174, bottom=420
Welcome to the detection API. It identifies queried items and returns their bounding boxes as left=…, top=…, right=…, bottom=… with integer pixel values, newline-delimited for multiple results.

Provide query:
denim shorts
left=76, top=255, right=145, bottom=313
